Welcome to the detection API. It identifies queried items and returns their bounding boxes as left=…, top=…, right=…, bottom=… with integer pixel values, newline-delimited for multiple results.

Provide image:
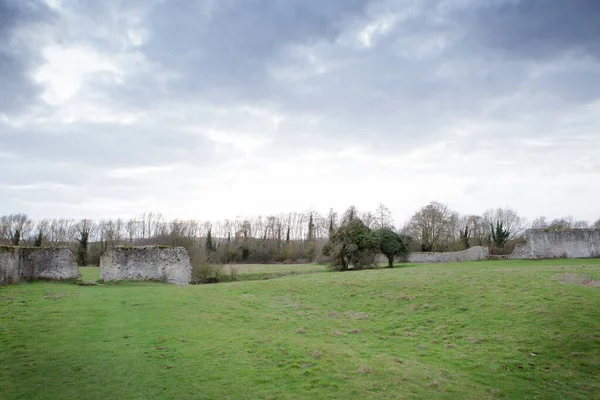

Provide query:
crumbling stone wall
left=408, top=246, right=489, bottom=263
left=510, top=229, right=600, bottom=259
left=100, top=246, right=191, bottom=285
left=0, top=246, right=80, bottom=285
left=0, top=247, right=21, bottom=285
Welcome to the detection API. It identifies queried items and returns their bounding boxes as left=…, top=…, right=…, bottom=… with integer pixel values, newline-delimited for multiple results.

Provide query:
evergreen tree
left=376, top=228, right=410, bottom=268
left=11, top=229, right=20, bottom=246
left=327, top=208, right=337, bottom=236
left=205, top=228, right=215, bottom=252
left=76, top=219, right=94, bottom=266
left=307, top=214, right=315, bottom=242
left=323, top=220, right=378, bottom=271
left=77, top=231, right=89, bottom=266
left=460, top=225, right=470, bottom=249
left=490, top=221, right=510, bottom=248
left=34, top=231, right=43, bottom=247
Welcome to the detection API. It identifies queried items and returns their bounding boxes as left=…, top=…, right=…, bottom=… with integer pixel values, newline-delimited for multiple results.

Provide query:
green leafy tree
left=76, top=219, right=95, bottom=266
left=327, top=208, right=337, bottom=236
left=323, top=220, right=378, bottom=271
left=205, top=228, right=215, bottom=252
left=11, top=229, right=21, bottom=246
left=307, top=214, right=315, bottom=242
left=34, top=231, right=43, bottom=247
left=376, top=228, right=410, bottom=268
left=460, top=225, right=470, bottom=249
left=490, top=221, right=510, bottom=248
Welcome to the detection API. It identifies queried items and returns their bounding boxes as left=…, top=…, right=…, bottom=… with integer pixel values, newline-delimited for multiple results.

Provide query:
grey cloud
left=0, top=0, right=55, bottom=114
left=2, top=0, right=600, bottom=220
left=51, top=0, right=600, bottom=132
left=457, top=0, right=600, bottom=60
left=134, top=0, right=372, bottom=103
left=0, top=121, right=217, bottom=169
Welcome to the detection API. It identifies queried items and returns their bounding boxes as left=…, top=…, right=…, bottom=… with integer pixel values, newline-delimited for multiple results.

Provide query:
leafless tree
left=405, top=201, right=458, bottom=251
left=547, top=216, right=589, bottom=229
left=342, top=205, right=359, bottom=225
left=375, top=203, right=393, bottom=230
left=531, top=216, right=549, bottom=229
left=457, top=215, right=487, bottom=249
left=125, top=218, right=140, bottom=242
left=573, top=220, right=589, bottom=229
left=483, top=207, right=525, bottom=239
left=360, top=211, right=377, bottom=229
left=0, top=214, right=34, bottom=246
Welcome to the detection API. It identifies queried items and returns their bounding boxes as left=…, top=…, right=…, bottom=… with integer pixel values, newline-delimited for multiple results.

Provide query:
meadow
left=1, top=259, right=599, bottom=399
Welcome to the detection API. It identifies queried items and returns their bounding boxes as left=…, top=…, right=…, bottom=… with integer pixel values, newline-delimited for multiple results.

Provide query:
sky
left=1, top=0, right=599, bottom=225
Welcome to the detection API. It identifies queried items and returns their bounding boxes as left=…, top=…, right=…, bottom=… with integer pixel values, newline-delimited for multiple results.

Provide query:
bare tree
left=125, top=218, right=140, bottom=242
left=573, top=220, right=590, bottom=229
left=375, top=203, right=393, bottom=230
left=0, top=214, right=33, bottom=246
left=483, top=208, right=525, bottom=240
left=47, top=218, right=78, bottom=245
left=99, top=219, right=124, bottom=250
left=360, top=211, right=377, bottom=229
left=547, top=216, right=589, bottom=229
left=342, top=205, right=359, bottom=225
left=531, top=216, right=549, bottom=229
left=405, top=201, right=458, bottom=252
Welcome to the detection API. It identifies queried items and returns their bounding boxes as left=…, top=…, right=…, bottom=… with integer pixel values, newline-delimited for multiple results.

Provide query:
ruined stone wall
left=100, top=246, right=191, bottom=285
left=510, top=229, right=600, bottom=259
left=0, top=246, right=80, bottom=285
left=407, top=246, right=489, bottom=263
left=20, top=247, right=80, bottom=280
left=0, top=247, right=21, bottom=285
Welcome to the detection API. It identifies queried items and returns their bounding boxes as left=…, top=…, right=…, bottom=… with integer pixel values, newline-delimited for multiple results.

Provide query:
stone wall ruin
left=100, top=246, right=191, bottom=285
left=407, top=246, right=489, bottom=263
left=510, top=229, right=600, bottom=259
left=0, top=246, right=80, bottom=285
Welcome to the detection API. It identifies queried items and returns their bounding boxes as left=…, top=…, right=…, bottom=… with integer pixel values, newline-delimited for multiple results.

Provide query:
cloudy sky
left=1, top=0, right=599, bottom=225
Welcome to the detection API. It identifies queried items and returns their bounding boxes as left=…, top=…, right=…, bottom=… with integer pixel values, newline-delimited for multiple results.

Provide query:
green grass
left=79, top=266, right=101, bottom=282
left=78, top=263, right=327, bottom=283
left=2, top=259, right=600, bottom=399
left=227, top=263, right=328, bottom=281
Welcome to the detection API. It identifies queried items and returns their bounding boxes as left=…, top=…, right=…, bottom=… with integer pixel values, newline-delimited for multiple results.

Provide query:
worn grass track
left=1, top=259, right=599, bottom=399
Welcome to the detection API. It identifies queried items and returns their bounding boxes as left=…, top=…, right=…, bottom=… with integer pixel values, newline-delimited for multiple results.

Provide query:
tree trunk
left=387, top=255, right=394, bottom=268
left=340, top=255, right=349, bottom=271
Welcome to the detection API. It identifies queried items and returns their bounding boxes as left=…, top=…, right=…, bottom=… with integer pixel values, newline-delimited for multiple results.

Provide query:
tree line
left=1, top=203, right=598, bottom=266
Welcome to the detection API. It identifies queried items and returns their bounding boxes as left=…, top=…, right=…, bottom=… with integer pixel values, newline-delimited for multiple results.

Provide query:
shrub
left=324, top=220, right=379, bottom=271
left=190, top=248, right=224, bottom=284
left=191, top=260, right=224, bottom=284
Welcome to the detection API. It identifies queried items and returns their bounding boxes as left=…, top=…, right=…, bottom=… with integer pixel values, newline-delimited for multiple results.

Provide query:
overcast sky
left=1, top=0, right=599, bottom=225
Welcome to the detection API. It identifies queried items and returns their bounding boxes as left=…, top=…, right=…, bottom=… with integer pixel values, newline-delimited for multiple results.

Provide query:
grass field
left=2, top=259, right=600, bottom=399
left=79, top=263, right=328, bottom=283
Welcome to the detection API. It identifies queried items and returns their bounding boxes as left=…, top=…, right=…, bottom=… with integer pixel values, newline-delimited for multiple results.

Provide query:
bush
left=189, top=247, right=224, bottom=284
left=191, top=260, right=224, bottom=284
left=324, top=220, right=379, bottom=271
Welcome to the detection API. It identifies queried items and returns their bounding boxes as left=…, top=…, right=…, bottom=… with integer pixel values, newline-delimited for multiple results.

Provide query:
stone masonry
left=0, top=246, right=80, bottom=285
left=100, top=246, right=191, bottom=285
